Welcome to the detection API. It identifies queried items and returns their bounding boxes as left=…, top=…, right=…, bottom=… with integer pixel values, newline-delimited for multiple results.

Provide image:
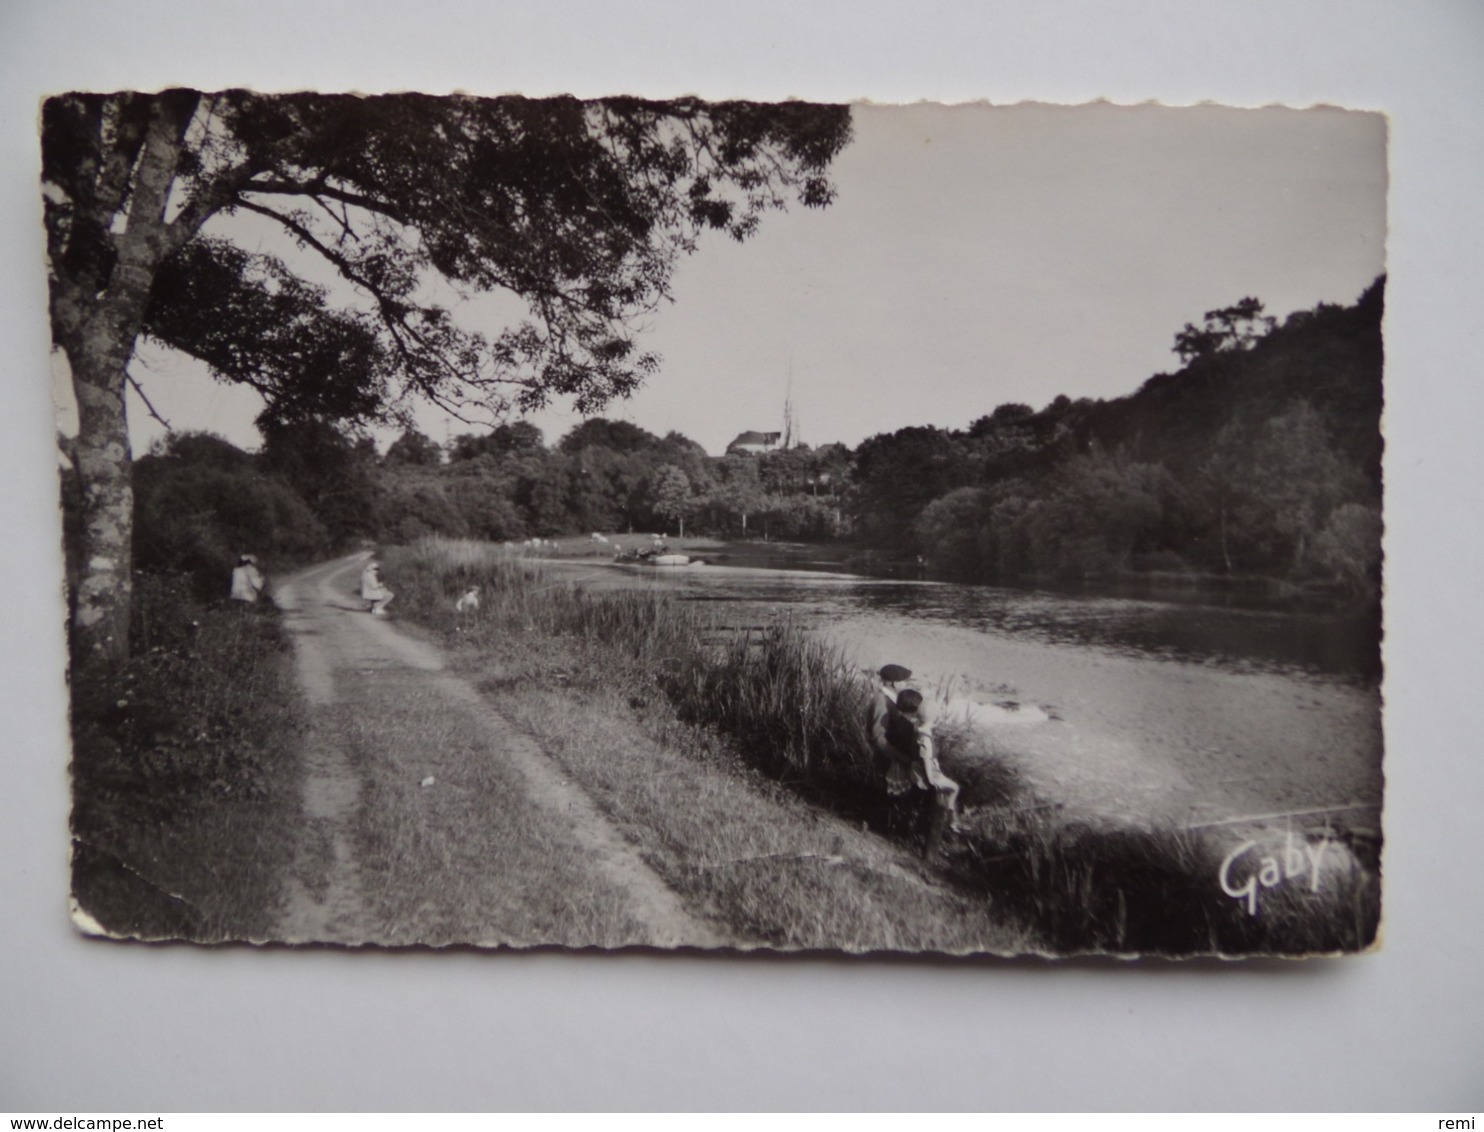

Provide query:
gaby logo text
left=1219, top=831, right=1332, bottom=916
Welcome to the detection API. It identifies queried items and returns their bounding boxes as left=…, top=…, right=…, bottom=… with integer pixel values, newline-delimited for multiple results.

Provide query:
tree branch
left=236, top=198, right=394, bottom=303
left=236, top=198, right=523, bottom=408
left=242, top=177, right=409, bottom=224
left=125, top=371, right=172, bottom=432
left=166, top=163, right=256, bottom=252
left=308, top=193, right=358, bottom=245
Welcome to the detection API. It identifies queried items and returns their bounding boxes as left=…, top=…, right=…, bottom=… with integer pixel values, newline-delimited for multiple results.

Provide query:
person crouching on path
left=230, top=554, right=265, bottom=604
left=360, top=559, right=394, bottom=616
left=890, top=687, right=963, bottom=856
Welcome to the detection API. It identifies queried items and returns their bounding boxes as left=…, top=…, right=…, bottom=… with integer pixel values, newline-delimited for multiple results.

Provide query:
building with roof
left=725, top=430, right=783, bottom=456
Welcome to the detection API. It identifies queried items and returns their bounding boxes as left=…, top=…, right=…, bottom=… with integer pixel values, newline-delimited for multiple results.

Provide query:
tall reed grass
left=390, top=539, right=887, bottom=799
left=954, top=810, right=1379, bottom=955
left=385, top=536, right=1381, bottom=955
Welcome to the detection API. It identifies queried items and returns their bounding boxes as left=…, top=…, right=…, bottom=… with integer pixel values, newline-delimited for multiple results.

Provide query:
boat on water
left=613, top=546, right=706, bottom=567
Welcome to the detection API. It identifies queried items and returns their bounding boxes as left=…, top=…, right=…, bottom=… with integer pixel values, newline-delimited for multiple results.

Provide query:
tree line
left=124, top=416, right=855, bottom=596
left=120, top=278, right=1384, bottom=604
left=898, top=280, right=1384, bottom=597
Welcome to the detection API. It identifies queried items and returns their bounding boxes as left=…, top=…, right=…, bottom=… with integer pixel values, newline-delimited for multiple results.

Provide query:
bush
left=1310, top=501, right=1383, bottom=597
left=912, top=487, right=993, bottom=579
left=72, top=574, right=299, bottom=814
left=133, top=433, right=330, bottom=596
left=70, top=571, right=307, bottom=939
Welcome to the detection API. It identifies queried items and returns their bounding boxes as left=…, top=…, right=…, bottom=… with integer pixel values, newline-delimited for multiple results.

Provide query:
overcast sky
left=113, top=99, right=1387, bottom=457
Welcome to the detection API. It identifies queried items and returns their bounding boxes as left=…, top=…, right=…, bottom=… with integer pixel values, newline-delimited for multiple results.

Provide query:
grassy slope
left=385, top=538, right=1380, bottom=957
left=481, top=670, right=1030, bottom=952
left=384, top=544, right=1035, bottom=953
left=70, top=584, right=307, bottom=941
left=331, top=673, right=651, bottom=949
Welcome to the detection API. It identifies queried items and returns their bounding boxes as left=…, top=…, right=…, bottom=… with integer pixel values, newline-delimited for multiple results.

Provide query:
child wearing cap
left=868, top=667, right=963, bottom=856
left=867, top=664, right=916, bottom=797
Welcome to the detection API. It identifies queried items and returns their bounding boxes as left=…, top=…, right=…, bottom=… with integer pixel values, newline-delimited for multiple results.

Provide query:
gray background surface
left=2, top=0, right=1481, bottom=1111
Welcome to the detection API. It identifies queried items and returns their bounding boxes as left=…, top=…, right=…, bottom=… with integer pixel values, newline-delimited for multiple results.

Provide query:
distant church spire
left=782, top=357, right=797, bottom=449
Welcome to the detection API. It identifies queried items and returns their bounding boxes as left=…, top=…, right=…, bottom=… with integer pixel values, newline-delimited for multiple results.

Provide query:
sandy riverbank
left=535, top=556, right=1383, bottom=833
left=823, top=615, right=1383, bottom=830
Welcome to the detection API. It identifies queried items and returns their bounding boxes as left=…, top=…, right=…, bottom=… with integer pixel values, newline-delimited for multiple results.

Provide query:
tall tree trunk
left=52, top=97, right=194, bottom=671
left=65, top=337, right=136, bottom=670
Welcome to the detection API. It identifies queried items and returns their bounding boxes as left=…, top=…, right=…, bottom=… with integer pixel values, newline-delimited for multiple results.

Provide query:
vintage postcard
left=48, top=92, right=1384, bottom=956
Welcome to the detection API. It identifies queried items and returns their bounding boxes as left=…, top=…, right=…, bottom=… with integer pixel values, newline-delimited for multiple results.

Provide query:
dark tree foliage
left=557, top=418, right=664, bottom=455
left=1172, top=296, right=1277, bottom=364
left=849, top=426, right=977, bottom=547
left=968, top=402, right=1035, bottom=433
left=450, top=421, right=546, bottom=462
left=150, top=430, right=254, bottom=471
left=43, top=89, right=851, bottom=662
left=565, top=443, right=651, bottom=532
left=1113, top=278, right=1384, bottom=493
left=132, top=433, right=329, bottom=593
left=144, top=239, right=391, bottom=428
left=382, top=428, right=442, bottom=467
left=374, top=470, right=474, bottom=543
left=258, top=419, right=378, bottom=546
left=902, top=280, right=1385, bottom=590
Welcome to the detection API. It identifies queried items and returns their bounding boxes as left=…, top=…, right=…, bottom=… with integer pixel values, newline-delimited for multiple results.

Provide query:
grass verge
left=322, top=671, right=652, bottom=948
left=69, top=572, right=307, bottom=941
left=385, top=539, right=1033, bottom=952
left=479, top=673, right=1030, bottom=951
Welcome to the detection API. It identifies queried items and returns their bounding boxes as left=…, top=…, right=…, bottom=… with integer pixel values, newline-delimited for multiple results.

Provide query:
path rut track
left=272, top=554, right=725, bottom=948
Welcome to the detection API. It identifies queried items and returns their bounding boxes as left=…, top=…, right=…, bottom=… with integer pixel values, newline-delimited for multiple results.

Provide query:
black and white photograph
left=47, top=92, right=1387, bottom=958
left=12, top=0, right=1484, bottom=1114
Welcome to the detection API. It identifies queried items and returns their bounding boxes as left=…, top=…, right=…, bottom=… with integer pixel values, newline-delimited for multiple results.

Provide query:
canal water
left=543, top=555, right=1385, bottom=830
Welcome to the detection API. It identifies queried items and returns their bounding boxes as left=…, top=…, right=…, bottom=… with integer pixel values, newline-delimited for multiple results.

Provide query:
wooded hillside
left=116, top=278, right=1383, bottom=601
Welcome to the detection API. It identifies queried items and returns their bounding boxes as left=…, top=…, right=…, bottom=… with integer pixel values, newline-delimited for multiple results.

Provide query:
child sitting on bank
left=360, top=559, right=394, bottom=616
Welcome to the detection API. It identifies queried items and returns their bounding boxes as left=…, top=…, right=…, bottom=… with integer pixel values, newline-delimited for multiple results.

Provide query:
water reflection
left=584, top=560, right=1380, bottom=684
left=850, top=583, right=1380, bottom=683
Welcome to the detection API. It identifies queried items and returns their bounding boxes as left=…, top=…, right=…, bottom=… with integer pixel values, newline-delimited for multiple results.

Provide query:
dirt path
left=271, top=554, right=724, bottom=948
